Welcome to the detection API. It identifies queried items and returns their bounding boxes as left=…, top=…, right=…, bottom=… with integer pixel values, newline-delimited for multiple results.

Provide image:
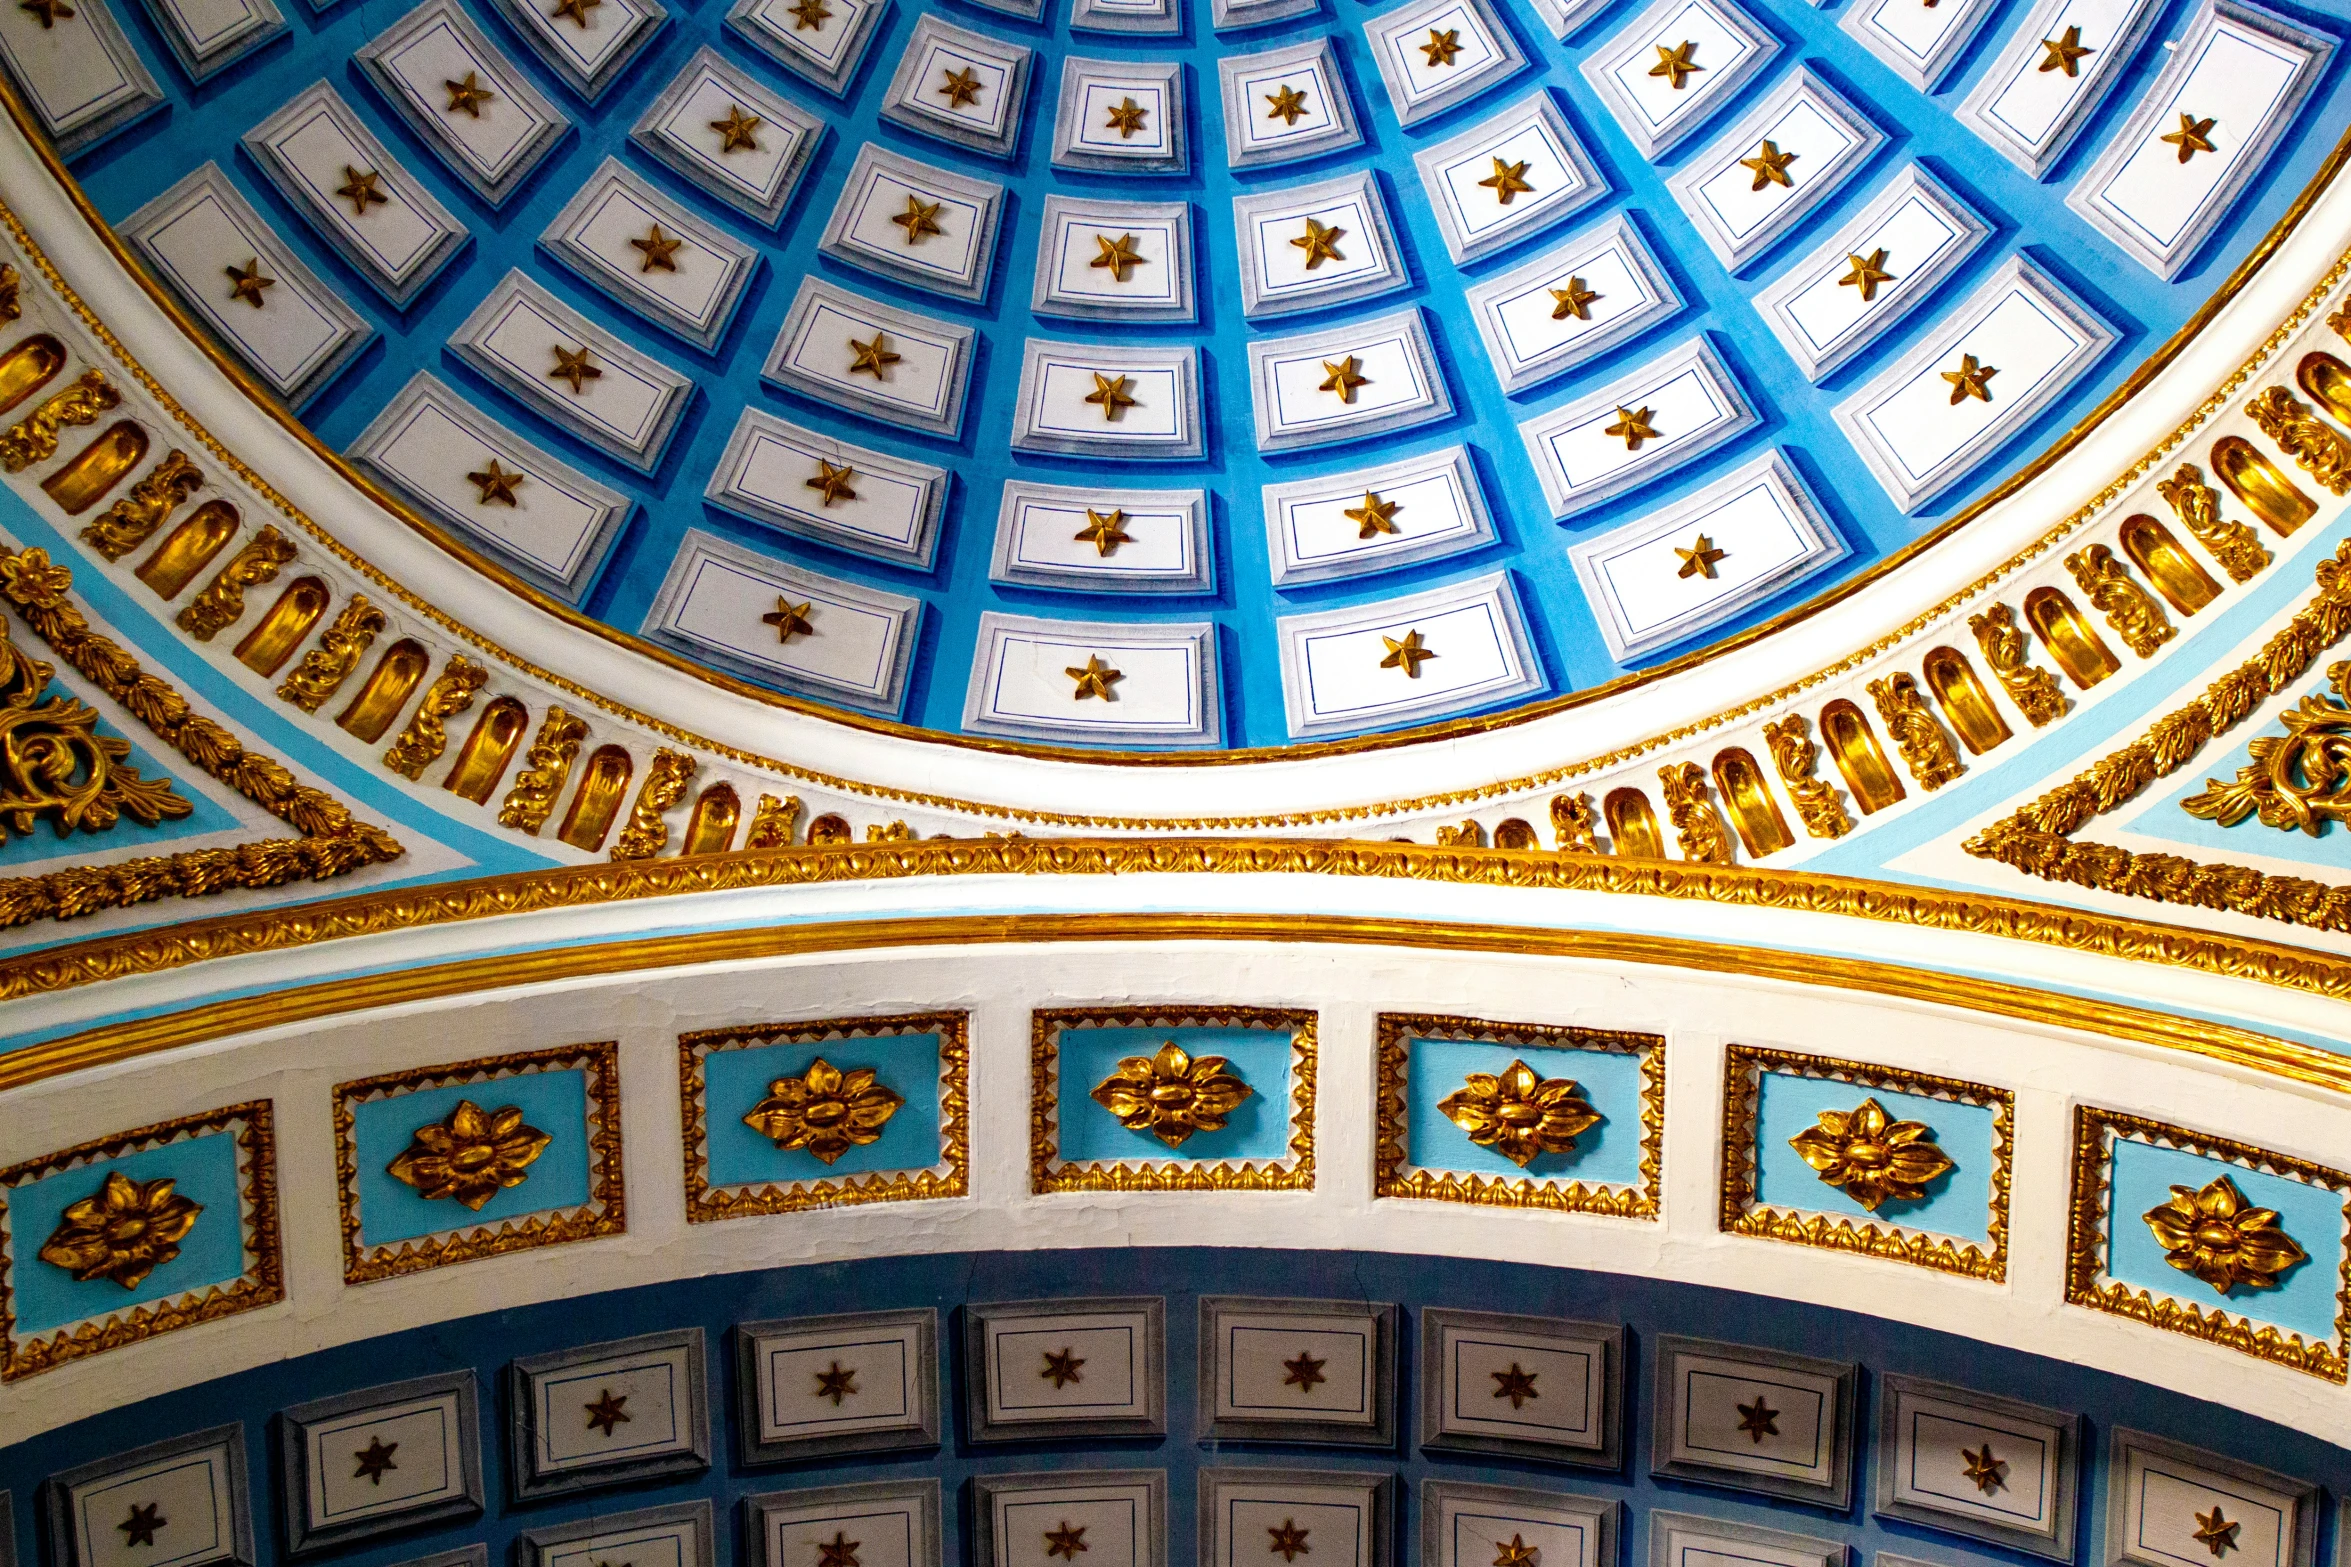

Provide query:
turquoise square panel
left=352, top=1070, right=592, bottom=1247
left=1055, top=1025, right=1295, bottom=1164
left=705, top=1033, right=946, bottom=1186
left=1752, top=1075, right=1994, bottom=1243
left=1403, top=1036, right=1648, bottom=1186
left=8, top=1130, right=249, bottom=1336
left=2105, top=1139, right=2344, bottom=1347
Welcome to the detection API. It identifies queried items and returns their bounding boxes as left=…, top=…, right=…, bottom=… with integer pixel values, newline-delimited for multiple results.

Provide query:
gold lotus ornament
left=1436, top=1060, right=1601, bottom=1168
left=2141, top=1173, right=2308, bottom=1295
left=1089, top=1040, right=1251, bottom=1148
left=386, top=1099, right=552, bottom=1210
left=1787, top=1097, right=1954, bottom=1211
left=743, top=1058, right=905, bottom=1164
left=38, top=1170, right=203, bottom=1288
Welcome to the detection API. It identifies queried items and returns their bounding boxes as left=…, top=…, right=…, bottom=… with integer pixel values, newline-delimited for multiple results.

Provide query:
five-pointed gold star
left=336, top=166, right=388, bottom=218
left=1736, top=1396, right=1779, bottom=1441
left=549, top=343, right=600, bottom=393
left=1943, top=352, right=1997, bottom=405
left=1839, top=247, right=1895, bottom=301
left=1092, top=232, right=1146, bottom=281
left=710, top=103, right=763, bottom=152
left=848, top=332, right=900, bottom=378
left=892, top=195, right=945, bottom=245
left=1675, top=533, right=1727, bottom=579
left=584, top=1389, right=631, bottom=1436
left=939, top=65, right=983, bottom=107
left=2162, top=111, right=2217, bottom=162
left=225, top=257, right=273, bottom=308
left=1493, top=1537, right=1538, bottom=1567
left=1604, top=404, right=1658, bottom=449
left=817, top=1534, right=859, bottom=1567
left=1960, top=1444, right=2007, bottom=1495
left=1104, top=96, right=1149, bottom=137
left=547, top=0, right=597, bottom=27
left=762, top=598, right=815, bottom=643
left=1040, top=1347, right=1087, bottom=1387
left=631, top=223, right=683, bottom=272
left=1741, top=139, right=1798, bottom=189
left=1266, top=82, right=1309, bottom=124
left=1291, top=216, right=1346, bottom=269
left=806, top=458, right=858, bottom=506
left=1267, top=1523, right=1311, bottom=1564
left=1480, top=157, right=1533, bottom=203
left=1422, top=26, right=1461, bottom=65
left=352, top=1437, right=400, bottom=1483
left=1044, top=1525, right=1089, bottom=1562
left=1320, top=355, right=1369, bottom=402
left=17, top=0, right=73, bottom=28
left=1550, top=275, right=1599, bottom=320
left=1085, top=371, right=1137, bottom=419
left=1074, top=507, right=1132, bottom=555
left=444, top=71, right=494, bottom=116
left=2039, top=23, right=2092, bottom=75
left=1067, top=655, right=1122, bottom=700
left=2193, top=1509, right=2240, bottom=1558
left=788, top=0, right=828, bottom=27
left=814, top=1361, right=857, bottom=1404
left=1491, top=1362, right=1539, bottom=1408
left=468, top=458, right=524, bottom=506
left=1346, top=491, right=1398, bottom=537
left=1650, top=39, right=1702, bottom=88
left=1381, top=628, right=1435, bottom=677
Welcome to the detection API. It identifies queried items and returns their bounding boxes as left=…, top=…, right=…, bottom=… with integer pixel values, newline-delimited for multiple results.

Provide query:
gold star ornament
left=1084, top=372, right=1137, bottom=419
left=814, top=1363, right=858, bottom=1405
left=806, top=459, right=858, bottom=507
left=1092, top=232, right=1147, bottom=281
left=1066, top=654, right=1122, bottom=700
left=1291, top=216, right=1346, bottom=269
left=547, top=0, right=597, bottom=26
left=37, top=1170, right=202, bottom=1288
left=1381, top=628, right=1435, bottom=677
left=848, top=332, right=900, bottom=378
left=1961, top=1444, right=2007, bottom=1495
left=710, top=103, right=763, bottom=152
left=1650, top=39, right=1702, bottom=88
left=742, top=1058, right=905, bottom=1163
left=788, top=0, right=828, bottom=27
left=1675, top=534, right=1726, bottom=579
left=548, top=343, right=600, bottom=394
left=1267, top=1523, right=1311, bottom=1564
left=1346, top=491, right=1398, bottom=538
left=892, top=195, right=945, bottom=245
left=119, top=1505, right=165, bottom=1548
left=1491, top=1364, right=1539, bottom=1409
left=1787, top=1097, right=1954, bottom=1210
left=1044, top=1525, right=1089, bottom=1562
left=1074, top=507, right=1132, bottom=555
left=1604, top=405, right=1658, bottom=449
left=1040, top=1347, right=1086, bottom=1387
left=1737, top=1396, right=1779, bottom=1441
left=1421, top=26, right=1461, bottom=65
left=2162, top=111, right=2218, bottom=162
left=818, top=1534, right=859, bottom=1567
left=225, top=257, right=274, bottom=308
left=1943, top=353, right=1997, bottom=405
left=467, top=458, right=524, bottom=506
left=1480, top=156, right=1534, bottom=203
left=2194, top=1509, right=2241, bottom=1558
left=1283, top=1350, right=1326, bottom=1390
left=762, top=598, right=815, bottom=643
left=17, top=0, right=73, bottom=27
left=583, top=1389, right=631, bottom=1435
left=444, top=71, right=494, bottom=115
left=631, top=223, right=683, bottom=272
left=1089, top=1039, right=1249, bottom=1145
left=353, top=1437, right=400, bottom=1483
left=2142, top=1173, right=2308, bottom=1294
left=938, top=65, right=983, bottom=108
left=1437, top=1060, right=1600, bottom=1166
left=1549, top=276, right=1599, bottom=320
left=1741, top=139, right=1798, bottom=189
left=386, top=1100, right=552, bottom=1210
left=1839, top=247, right=1895, bottom=301
left=1493, top=1540, right=1538, bottom=1567
left=1265, top=83, right=1309, bottom=124
left=2039, top=23, right=2092, bottom=75
left=1103, top=96, right=1149, bottom=137
left=1319, top=355, right=1369, bottom=402
left=336, top=166, right=389, bottom=217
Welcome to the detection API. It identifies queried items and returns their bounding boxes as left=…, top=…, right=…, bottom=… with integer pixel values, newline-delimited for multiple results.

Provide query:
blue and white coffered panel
left=1580, top=0, right=1780, bottom=159
left=723, top=0, right=877, bottom=96
left=277, top=1372, right=484, bottom=1550
left=1649, top=1339, right=1855, bottom=1505
left=747, top=1481, right=942, bottom=1567
left=1873, top=1375, right=2079, bottom=1561
left=629, top=47, right=821, bottom=229
left=1032, top=198, right=1194, bottom=323
left=1232, top=173, right=1406, bottom=320
left=1420, top=1481, right=1616, bottom=1567
left=508, top=1329, right=709, bottom=1498
left=480, top=0, right=663, bottom=104
left=45, top=1426, right=254, bottom=1567
left=1956, top=0, right=2166, bottom=177
left=1262, top=446, right=1495, bottom=586
left=737, top=1310, right=941, bottom=1463
left=764, top=279, right=974, bottom=440
left=816, top=145, right=1003, bottom=305
left=1247, top=310, right=1451, bottom=454
left=1362, top=0, right=1526, bottom=126
left=1051, top=58, right=1185, bottom=174
left=1647, top=1515, right=1841, bottom=1567
left=1415, top=93, right=1607, bottom=264
left=1200, top=1471, right=1392, bottom=1567
left=1519, top=337, right=1756, bottom=519
left=705, top=409, right=947, bottom=571
left=1418, top=1310, right=1624, bottom=1465
left=1840, top=0, right=2001, bottom=91
left=540, top=159, right=758, bottom=351
left=1198, top=1297, right=1396, bottom=1445
left=880, top=17, right=1030, bottom=160
left=516, top=1502, right=713, bottom=1567
left=0, top=0, right=157, bottom=154
left=450, top=270, right=690, bottom=473
left=2102, top=1430, right=2317, bottom=1567
left=973, top=1472, right=1167, bottom=1567
left=1464, top=212, right=1682, bottom=394
left=354, top=0, right=566, bottom=208
left=962, top=613, right=1220, bottom=747
left=990, top=484, right=1211, bottom=593
left=1667, top=70, right=1888, bottom=272
left=1012, top=341, right=1202, bottom=459
left=1276, top=572, right=1544, bottom=737
left=965, top=1299, right=1166, bottom=1439
left=1217, top=40, right=1361, bottom=170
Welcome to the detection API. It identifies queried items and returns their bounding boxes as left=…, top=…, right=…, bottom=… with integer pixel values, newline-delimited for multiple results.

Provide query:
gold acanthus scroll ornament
left=0, top=607, right=190, bottom=842
left=2183, top=660, right=2351, bottom=835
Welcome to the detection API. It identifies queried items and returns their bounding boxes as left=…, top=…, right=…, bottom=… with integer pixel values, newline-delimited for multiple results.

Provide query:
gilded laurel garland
left=78, top=448, right=201, bottom=560
left=1720, top=1045, right=2010, bottom=1282
left=1968, top=604, right=2068, bottom=726
left=0, top=367, right=113, bottom=471
left=0, top=606, right=188, bottom=839
left=382, top=655, right=487, bottom=780
left=2182, top=660, right=2351, bottom=833
left=1762, top=715, right=1851, bottom=837
left=497, top=706, right=587, bottom=833
left=2158, top=464, right=2269, bottom=583
left=2066, top=1106, right=2349, bottom=1380
left=2245, top=385, right=2351, bottom=495
left=276, top=595, right=384, bottom=711
left=2065, top=543, right=2175, bottom=659
left=0, top=546, right=400, bottom=928
left=1866, top=672, right=1963, bottom=789
left=677, top=1011, right=969, bottom=1220
left=1657, top=761, right=1733, bottom=862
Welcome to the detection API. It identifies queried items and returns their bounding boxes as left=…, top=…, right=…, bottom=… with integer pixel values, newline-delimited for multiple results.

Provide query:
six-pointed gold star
left=17, top=0, right=73, bottom=28
left=1284, top=1349, right=1328, bottom=1390
left=547, top=0, right=597, bottom=27
left=1040, top=1347, right=1087, bottom=1387
left=762, top=598, right=816, bottom=643
left=120, top=1504, right=165, bottom=1548
left=336, top=166, right=388, bottom=217
left=1104, top=96, right=1150, bottom=137
left=1839, top=247, right=1895, bottom=301
left=892, top=195, right=946, bottom=245
left=1092, top=232, right=1147, bottom=281
left=1604, top=404, right=1658, bottom=449
left=1291, top=216, right=1347, bottom=269
left=848, top=332, right=901, bottom=378
left=1381, top=628, right=1435, bottom=677
left=1741, top=139, right=1798, bottom=189
left=584, top=1389, right=631, bottom=1436
left=1074, top=507, right=1133, bottom=555
left=938, top=65, right=984, bottom=107
left=1493, top=1536, right=1539, bottom=1567
left=788, top=0, right=829, bottom=27
left=549, top=343, right=600, bottom=393
left=352, top=1437, right=400, bottom=1484
left=224, top=257, right=273, bottom=308
left=1266, top=82, right=1310, bottom=124
left=1650, top=39, right=1702, bottom=88
left=1085, top=371, right=1137, bottom=419
left=467, top=458, right=524, bottom=506
left=807, top=458, right=858, bottom=506
left=1067, top=655, right=1122, bottom=700
left=1480, top=156, right=1533, bottom=203
left=1422, top=26, right=1461, bottom=64
left=1319, top=355, right=1369, bottom=402
left=1044, top=1525, right=1089, bottom=1562
left=1960, top=1444, right=2007, bottom=1495
left=2193, top=1509, right=2241, bottom=1558
left=1491, top=1362, right=1540, bottom=1409
left=1346, top=491, right=1399, bottom=537
left=710, top=103, right=763, bottom=152
left=1675, top=533, right=1727, bottom=580
left=2038, top=23, right=2092, bottom=75
left=817, top=1534, right=860, bottom=1567
left=1736, top=1396, right=1779, bottom=1441
left=2162, top=111, right=2218, bottom=162
left=631, top=223, right=682, bottom=272
left=814, top=1361, right=858, bottom=1405
left=1943, top=352, right=1997, bottom=405
left=444, top=71, right=494, bottom=116
left=1268, top=1523, right=1311, bottom=1564
left=1549, top=275, right=1599, bottom=319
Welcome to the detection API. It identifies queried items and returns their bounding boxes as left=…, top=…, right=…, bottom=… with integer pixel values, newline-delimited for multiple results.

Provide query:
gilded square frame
left=679, top=1010, right=970, bottom=1220
left=2066, top=1105, right=2351, bottom=1381
left=1029, top=1005, right=1315, bottom=1193
left=1720, top=1044, right=2012, bottom=1281
left=333, top=1042, right=624, bottom=1284
left=1373, top=1012, right=1664, bottom=1216
left=0, top=1101, right=282, bottom=1380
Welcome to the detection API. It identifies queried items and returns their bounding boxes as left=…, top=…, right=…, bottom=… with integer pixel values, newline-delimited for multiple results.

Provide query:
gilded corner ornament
left=2142, top=1173, right=2309, bottom=1295
left=1787, top=1097, right=1955, bottom=1211
left=742, top=1057, right=905, bottom=1163
left=1090, top=1040, right=1250, bottom=1147
left=0, top=606, right=191, bottom=841
left=37, top=1169, right=202, bottom=1287
left=2183, top=660, right=2351, bottom=834
left=1435, top=1059, right=1600, bottom=1167
left=386, top=1099, right=552, bottom=1209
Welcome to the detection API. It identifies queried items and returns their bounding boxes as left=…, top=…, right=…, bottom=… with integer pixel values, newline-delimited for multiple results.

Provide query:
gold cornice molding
left=8, top=907, right=2348, bottom=1101
left=0, top=71, right=2345, bottom=808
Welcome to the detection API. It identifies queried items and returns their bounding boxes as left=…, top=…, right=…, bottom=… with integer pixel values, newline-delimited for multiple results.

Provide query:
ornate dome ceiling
left=7, top=0, right=2343, bottom=747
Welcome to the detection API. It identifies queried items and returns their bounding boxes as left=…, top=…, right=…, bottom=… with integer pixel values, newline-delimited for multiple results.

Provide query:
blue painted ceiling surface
left=58, top=0, right=2351, bottom=747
